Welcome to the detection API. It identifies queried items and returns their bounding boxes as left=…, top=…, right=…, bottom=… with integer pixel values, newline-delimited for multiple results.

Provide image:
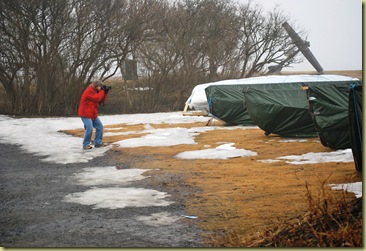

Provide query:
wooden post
left=182, top=102, right=189, bottom=116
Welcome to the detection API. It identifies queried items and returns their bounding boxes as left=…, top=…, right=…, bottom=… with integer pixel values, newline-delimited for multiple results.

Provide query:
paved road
left=0, top=143, right=203, bottom=247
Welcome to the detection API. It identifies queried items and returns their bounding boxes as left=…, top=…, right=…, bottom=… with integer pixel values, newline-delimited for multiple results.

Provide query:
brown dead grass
left=64, top=120, right=361, bottom=247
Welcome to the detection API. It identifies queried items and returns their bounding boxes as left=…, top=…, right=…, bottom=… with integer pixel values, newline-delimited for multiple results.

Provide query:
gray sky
left=237, top=0, right=362, bottom=71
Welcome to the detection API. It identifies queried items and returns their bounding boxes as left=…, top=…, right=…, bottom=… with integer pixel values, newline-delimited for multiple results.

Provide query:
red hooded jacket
left=78, top=84, right=107, bottom=120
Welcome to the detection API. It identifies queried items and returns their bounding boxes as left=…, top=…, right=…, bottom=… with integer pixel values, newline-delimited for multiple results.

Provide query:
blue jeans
left=81, top=117, right=103, bottom=147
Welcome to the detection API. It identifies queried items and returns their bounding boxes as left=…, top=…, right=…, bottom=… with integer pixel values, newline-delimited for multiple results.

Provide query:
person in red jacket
left=78, top=80, right=109, bottom=150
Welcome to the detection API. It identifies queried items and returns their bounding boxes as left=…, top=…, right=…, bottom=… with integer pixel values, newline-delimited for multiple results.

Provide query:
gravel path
left=0, top=143, right=203, bottom=247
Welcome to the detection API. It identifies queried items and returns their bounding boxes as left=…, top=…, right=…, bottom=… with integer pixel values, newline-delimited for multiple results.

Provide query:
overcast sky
left=236, top=0, right=362, bottom=72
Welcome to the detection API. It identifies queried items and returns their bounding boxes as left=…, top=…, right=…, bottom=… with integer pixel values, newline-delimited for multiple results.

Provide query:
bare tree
left=136, top=0, right=235, bottom=110
left=0, top=0, right=307, bottom=115
left=0, top=0, right=135, bottom=115
left=235, top=1, right=304, bottom=78
left=193, top=0, right=239, bottom=81
left=0, top=0, right=39, bottom=113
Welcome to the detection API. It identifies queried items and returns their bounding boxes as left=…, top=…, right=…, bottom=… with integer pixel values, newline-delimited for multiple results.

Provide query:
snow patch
left=278, top=139, right=308, bottom=143
left=64, top=187, right=173, bottom=209
left=71, top=167, right=150, bottom=186
left=329, top=182, right=362, bottom=198
left=175, top=143, right=257, bottom=159
left=277, top=149, right=353, bottom=164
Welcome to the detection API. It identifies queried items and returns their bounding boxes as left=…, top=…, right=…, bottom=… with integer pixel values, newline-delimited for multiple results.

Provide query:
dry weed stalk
left=254, top=181, right=362, bottom=247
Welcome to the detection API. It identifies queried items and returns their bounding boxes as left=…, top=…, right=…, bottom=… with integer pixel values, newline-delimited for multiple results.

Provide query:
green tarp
left=348, top=85, right=362, bottom=172
left=205, top=84, right=255, bottom=125
left=243, top=87, right=317, bottom=137
left=307, top=80, right=362, bottom=149
left=205, top=80, right=362, bottom=143
left=205, top=82, right=304, bottom=126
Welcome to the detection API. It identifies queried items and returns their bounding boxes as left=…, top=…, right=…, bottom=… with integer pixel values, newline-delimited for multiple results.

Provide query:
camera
left=102, top=85, right=112, bottom=94
left=102, top=85, right=112, bottom=91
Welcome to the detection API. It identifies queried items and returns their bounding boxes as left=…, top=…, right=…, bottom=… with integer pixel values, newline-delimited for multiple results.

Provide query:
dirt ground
left=66, top=119, right=362, bottom=247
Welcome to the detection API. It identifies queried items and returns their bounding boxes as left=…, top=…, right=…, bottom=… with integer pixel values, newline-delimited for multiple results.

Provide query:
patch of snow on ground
left=277, top=149, right=353, bottom=164
left=175, top=143, right=257, bottom=159
left=329, top=182, right=362, bottom=198
left=64, top=167, right=175, bottom=210
left=63, top=187, right=173, bottom=209
left=71, top=167, right=150, bottom=186
left=278, top=139, right=308, bottom=143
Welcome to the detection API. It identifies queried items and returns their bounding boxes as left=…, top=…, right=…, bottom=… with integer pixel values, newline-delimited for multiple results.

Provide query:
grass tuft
left=255, top=182, right=362, bottom=247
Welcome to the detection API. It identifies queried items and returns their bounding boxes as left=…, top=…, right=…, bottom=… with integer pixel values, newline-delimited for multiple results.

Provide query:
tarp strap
left=207, top=96, right=221, bottom=120
left=351, top=84, right=362, bottom=149
left=208, top=96, right=213, bottom=114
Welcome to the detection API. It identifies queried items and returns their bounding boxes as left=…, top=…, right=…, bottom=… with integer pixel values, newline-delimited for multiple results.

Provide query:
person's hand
left=102, top=85, right=112, bottom=94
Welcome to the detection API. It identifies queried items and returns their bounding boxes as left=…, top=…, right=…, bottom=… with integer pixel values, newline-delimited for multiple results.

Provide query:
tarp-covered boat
left=202, top=75, right=358, bottom=127
left=307, top=80, right=362, bottom=149
left=186, top=75, right=357, bottom=116
left=243, top=80, right=362, bottom=138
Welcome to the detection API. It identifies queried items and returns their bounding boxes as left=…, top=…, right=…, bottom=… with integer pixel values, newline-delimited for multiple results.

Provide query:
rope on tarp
left=351, top=84, right=362, bottom=149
